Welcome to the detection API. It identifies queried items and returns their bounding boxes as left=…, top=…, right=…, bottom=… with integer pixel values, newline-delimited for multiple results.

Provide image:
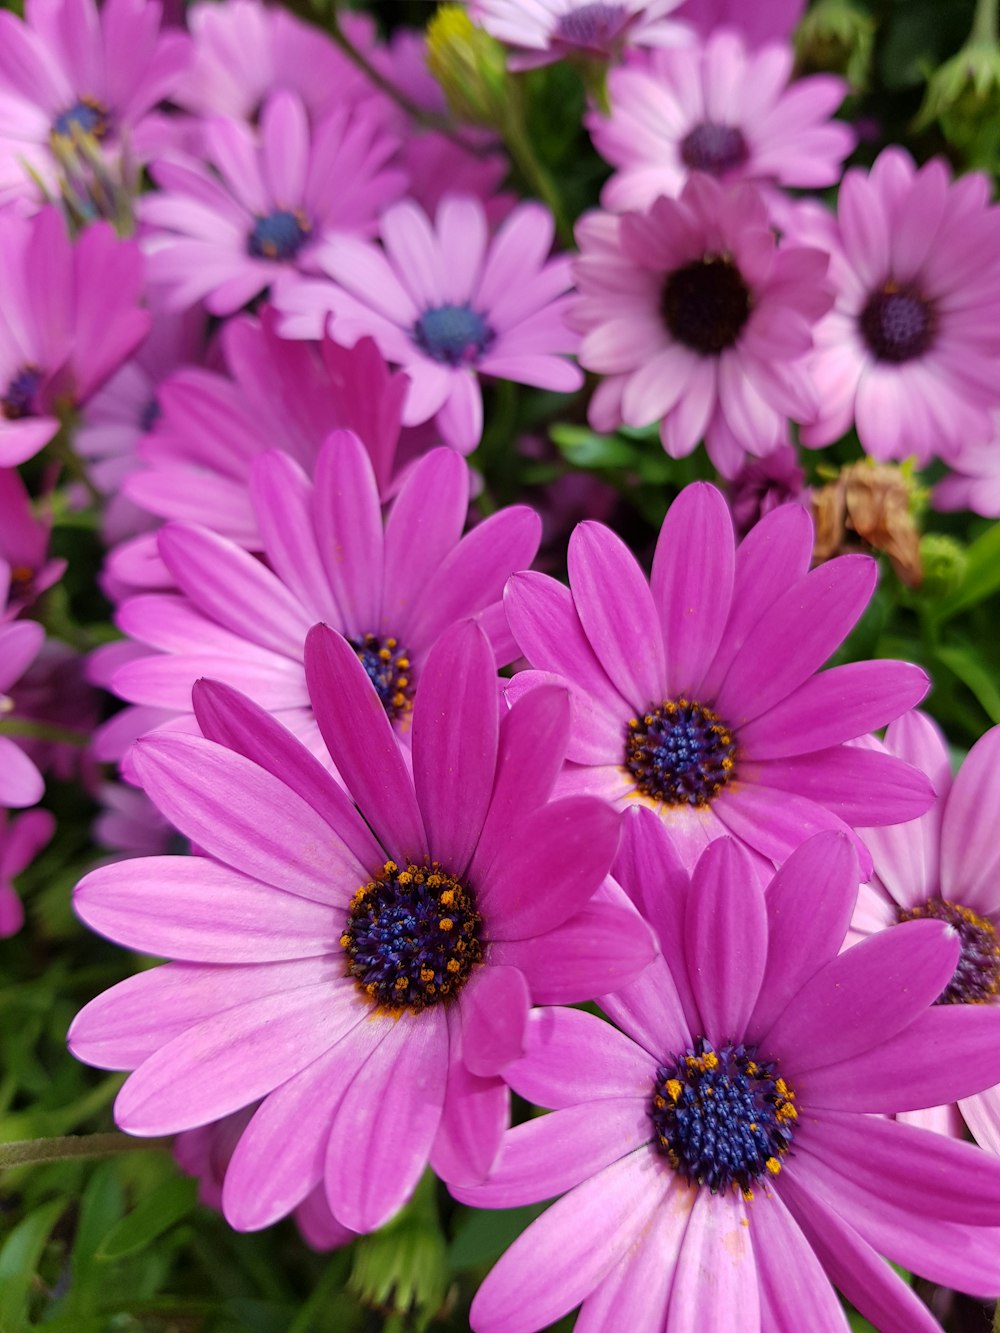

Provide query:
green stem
left=500, top=99, right=574, bottom=248
left=46, top=416, right=101, bottom=508
left=0, top=1132, right=170, bottom=1170
left=972, top=0, right=999, bottom=46
left=0, top=717, right=89, bottom=746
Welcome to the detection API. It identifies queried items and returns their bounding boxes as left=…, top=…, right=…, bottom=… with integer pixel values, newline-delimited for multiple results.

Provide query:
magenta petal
left=650, top=483, right=735, bottom=696
left=325, top=1007, right=449, bottom=1232
left=430, top=1008, right=509, bottom=1188
left=250, top=450, right=338, bottom=622
left=714, top=783, right=874, bottom=877
left=800, top=1005, right=1000, bottom=1112
left=941, top=725, right=1000, bottom=911
left=412, top=620, right=498, bottom=875
left=759, top=919, right=959, bottom=1074
left=468, top=1150, right=669, bottom=1333
left=223, top=1021, right=390, bottom=1232
left=738, top=661, right=930, bottom=759
left=567, top=521, right=665, bottom=709
left=312, top=429, right=384, bottom=636
left=115, top=982, right=365, bottom=1134
left=715, top=554, right=876, bottom=725
left=505, top=1006, right=653, bottom=1109
left=747, top=832, right=860, bottom=1043
left=469, top=684, right=570, bottom=885
left=745, top=747, right=934, bottom=825
left=382, top=448, right=468, bottom=630
left=599, top=951, right=691, bottom=1066
left=131, top=733, right=366, bottom=903
left=750, top=1191, right=848, bottom=1333
left=73, top=855, right=337, bottom=962
left=305, top=623, right=428, bottom=864
left=0, top=738, right=44, bottom=808
left=666, top=1190, right=759, bottom=1333
left=460, top=964, right=530, bottom=1077
left=482, top=797, right=621, bottom=939
left=684, top=839, right=767, bottom=1044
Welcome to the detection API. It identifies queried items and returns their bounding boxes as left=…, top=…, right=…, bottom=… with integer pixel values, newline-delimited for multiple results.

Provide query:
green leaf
left=931, top=522, right=1000, bottom=622
left=95, top=1173, right=198, bottom=1261
left=448, top=1203, right=546, bottom=1271
left=935, top=642, right=1000, bottom=723
left=0, top=1196, right=66, bottom=1329
left=549, top=424, right=637, bottom=469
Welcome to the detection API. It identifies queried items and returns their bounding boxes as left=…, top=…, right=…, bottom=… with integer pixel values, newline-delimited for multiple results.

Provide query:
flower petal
left=460, top=964, right=530, bottom=1077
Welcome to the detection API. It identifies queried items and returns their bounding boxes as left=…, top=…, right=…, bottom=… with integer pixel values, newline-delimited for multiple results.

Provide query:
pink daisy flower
left=674, top=0, right=805, bottom=47
left=0, top=0, right=190, bottom=209
left=0, top=467, right=66, bottom=619
left=468, top=0, right=688, bottom=70
left=142, top=92, right=406, bottom=317
left=850, top=711, right=1000, bottom=1154
left=794, top=148, right=1000, bottom=465
left=0, top=806, right=54, bottom=938
left=571, top=176, right=832, bottom=476
left=106, top=431, right=542, bottom=765
left=69, top=620, right=655, bottom=1234
left=503, top=483, right=933, bottom=873
left=588, top=31, right=854, bottom=214
left=461, top=817, right=1000, bottom=1333
left=0, top=208, right=150, bottom=467
left=275, top=194, right=583, bottom=454
left=726, top=441, right=808, bottom=539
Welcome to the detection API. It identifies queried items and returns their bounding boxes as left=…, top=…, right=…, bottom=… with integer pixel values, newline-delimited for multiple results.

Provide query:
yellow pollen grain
left=765, top=1158, right=782, bottom=1176
left=379, top=648, right=392, bottom=662
left=395, top=977, right=409, bottom=990
left=439, top=888, right=455, bottom=905
left=702, top=1051, right=719, bottom=1070
left=666, top=1079, right=682, bottom=1102
left=439, top=917, right=454, bottom=931
left=420, top=966, right=434, bottom=983
left=447, top=959, right=460, bottom=973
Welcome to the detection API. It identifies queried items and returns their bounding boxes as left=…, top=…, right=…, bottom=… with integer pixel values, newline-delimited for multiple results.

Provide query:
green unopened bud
left=918, top=533, right=968, bottom=599
left=348, top=1174, right=449, bottom=1329
left=427, top=5, right=511, bottom=129
left=794, top=0, right=874, bottom=89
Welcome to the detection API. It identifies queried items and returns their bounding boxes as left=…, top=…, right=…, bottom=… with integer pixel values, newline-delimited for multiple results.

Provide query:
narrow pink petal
left=430, top=1007, right=509, bottom=1188
left=260, top=90, right=309, bottom=205
left=305, top=624, right=428, bottom=864
left=460, top=964, right=530, bottom=1077
left=0, top=738, right=43, bottom=808
left=435, top=370, right=483, bottom=453
left=714, top=783, right=873, bottom=877
left=251, top=450, right=339, bottom=624
left=132, top=733, right=367, bottom=903
left=666, top=1190, right=759, bottom=1333
left=750, top=1191, right=852, bottom=1333
left=412, top=620, right=498, bottom=874
left=505, top=1006, right=653, bottom=1109
left=324, top=1006, right=449, bottom=1232
left=941, top=725, right=1000, bottom=912
left=746, top=747, right=934, bottom=826
left=313, top=430, right=384, bottom=637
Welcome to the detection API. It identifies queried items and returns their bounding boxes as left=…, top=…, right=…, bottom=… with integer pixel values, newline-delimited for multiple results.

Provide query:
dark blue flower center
left=898, top=899, right=1000, bottom=1005
left=625, top=698, right=736, bottom=806
left=341, top=860, right=483, bottom=1012
left=247, top=209, right=311, bottom=261
left=51, top=97, right=110, bottom=142
left=348, top=633, right=413, bottom=722
left=1, top=366, right=42, bottom=421
left=412, top=304, right=494, bottom=368
left=680, top=123, right=749, bottom=177
left=860, top=285, right=935, bottom=363
left=554, top=2, right=628, bottom=48
left=140, top=397, right=161, bottom=433
left=652, top=1039, right=797, bottom=1198
left=662, top=256, right=751, bottom=355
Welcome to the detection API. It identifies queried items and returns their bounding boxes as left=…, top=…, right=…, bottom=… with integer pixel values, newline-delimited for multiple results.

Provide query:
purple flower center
left=1, top=366, right=42, bottom=421
left=859, top=285, right=935, bottom=363
left=341, top=860, right=483, bottom=1013
left=651, top=1039, right=797, bottom=1198
left=51, top=97, right=110, bottom=142
left=348, top=633, right=413, bottom=722
left=680, top=123, right=749, bottom=177
left=140, top=397, right=161, bottom=433
left=412, top=304, right=495, bottom=368
left=898, top=899, right=1000, bottom=1005
left=661, top=256, right=752, bottom=356
left=625, top=698, right=736, bottom=806
left=553, top=2, right=629, bottom=49
left=247, top=209, right=312, bottom=262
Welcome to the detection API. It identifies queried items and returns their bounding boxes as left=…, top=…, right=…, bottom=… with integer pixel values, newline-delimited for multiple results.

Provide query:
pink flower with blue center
left=142, top=91, right=407, bottom=317
left=0, top=208, right=150, bottom=467
left=792, top=148, right=1000, bottom=466
left=0, top=0, right=190, bottom=209
left=105, top=431, right=541, bottom=767
left=504, top=483, right=933, bottom=873
left=571, top=175, right=833, bottom=476
left=467, top=0, right=688, bottom=70
left=460, top=815, right=1000, bottom=1333
left=0, top=806, right=54, bottom=937
left=275, top=194, right=583, bottom=454
left=69, top=620, right=655, bottom=1234
left=588, top=30, right=854, bottom=215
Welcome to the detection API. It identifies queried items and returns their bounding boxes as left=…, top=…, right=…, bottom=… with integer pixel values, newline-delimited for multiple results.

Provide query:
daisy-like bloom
left=106, top=431, right=542, bottom=765
left=588, top=31, right=854, bottom=214
left=0, top=612, right=46, bottom=810
left=69, top=620, right=655, bottom=1234
left=142, top=91, right=407, bottom=317
left=0, top=807, right=54, bottom=937
left=933, top=417, right=1000, bottom=518
left=0, top=468, right=66, bottom=619
left=725, top=442, right=807, bottom=539
left=0, top=0, right=190, bottom=210
left=674, top=0, right=804, bottom=47
left=275, top=194, right=583, bottom=454
left=462, top=816, right=1000, bottom=1333
left=850, top=711, right=1000, bottom=1152
left=794, top=148, right=1000, bottom=465
left=467, top=0, right=688, bottom=71
left=504, top=483, right=933, bottom=873
left=0, top=207, right=150, bottom=467
left=572, top=176, right=832, bottom=477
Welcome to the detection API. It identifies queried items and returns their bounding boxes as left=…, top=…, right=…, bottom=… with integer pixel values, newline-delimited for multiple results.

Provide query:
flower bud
left=427, top=6, right=512, bottom=129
